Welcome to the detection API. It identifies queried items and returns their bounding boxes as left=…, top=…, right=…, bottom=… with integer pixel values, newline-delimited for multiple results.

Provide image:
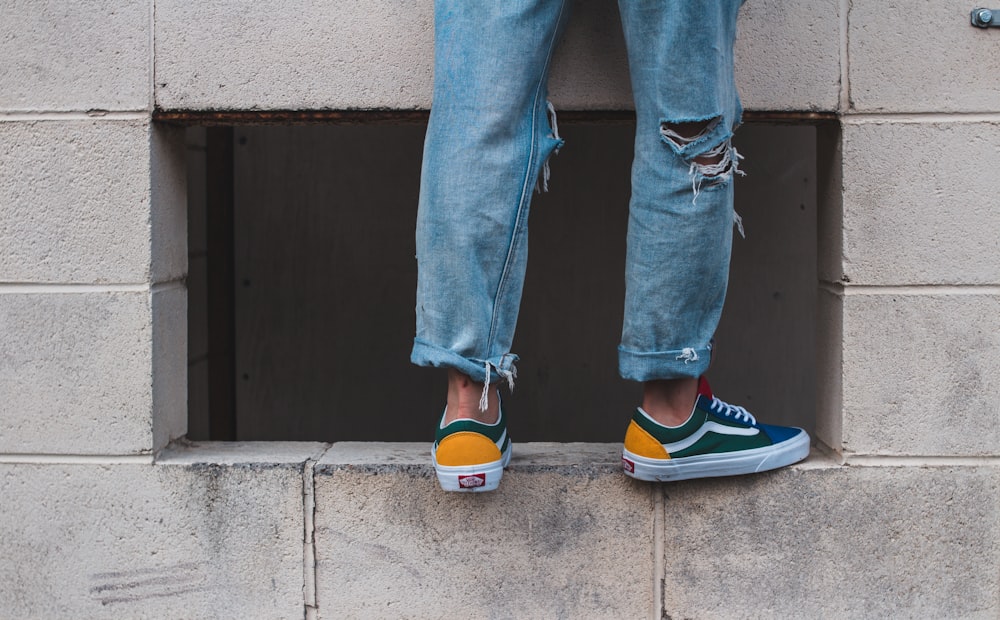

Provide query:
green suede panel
left=631, top=395, right=752, bottom=444
left=434, top=409, right=507, bottom=446
left=669, top=428, right=772, bottom=458
left=629, top=393, right=779, bottom=458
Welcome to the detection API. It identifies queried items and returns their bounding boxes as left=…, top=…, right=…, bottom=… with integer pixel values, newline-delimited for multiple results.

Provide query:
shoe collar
left=439, top=392, right=504, bottom=430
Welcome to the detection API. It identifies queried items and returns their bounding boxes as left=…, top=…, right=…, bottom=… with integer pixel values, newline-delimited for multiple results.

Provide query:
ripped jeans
left=411, top=0, right=745, bottom=401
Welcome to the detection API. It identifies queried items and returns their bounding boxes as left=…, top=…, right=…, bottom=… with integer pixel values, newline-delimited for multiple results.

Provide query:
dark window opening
left=186, top=121, right=818, bottom=442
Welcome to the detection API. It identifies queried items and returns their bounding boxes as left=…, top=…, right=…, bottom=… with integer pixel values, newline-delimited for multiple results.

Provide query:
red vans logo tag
left=458, top=474, right=486, bottom=488
left=622, top=457, right=635, bottom=473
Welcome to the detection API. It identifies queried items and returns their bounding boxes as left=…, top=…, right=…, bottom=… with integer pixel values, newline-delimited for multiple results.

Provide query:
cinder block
left=154, top=0, right=435, bottom=111
left=841, top=293, right=1000, bottom=457
left=839, top=121, right=1000, bottom=285
left=0, top=0, right=149, bottom=111
left=0, top=291, right=171, bottom=455
left=0, top=443, right=325, bottom=619
left=662, top=460, right=1000, bottom=618
left=733, top=0, right=841, bottom=112
left=314, top=443, right=655, bottom=619
left=849, top=1, right=1000, bottom=113
left=0, top=120, right=184, bottom=284
left=154, top=0, right=839, bottom=112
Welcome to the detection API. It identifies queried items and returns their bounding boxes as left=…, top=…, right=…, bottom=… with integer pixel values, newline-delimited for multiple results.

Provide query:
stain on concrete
left=89, top=562, right=207, bottom=606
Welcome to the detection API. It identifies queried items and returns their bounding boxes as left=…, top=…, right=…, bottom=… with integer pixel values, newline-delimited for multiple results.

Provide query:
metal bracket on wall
left=971, top=7, right=1000, bottom=27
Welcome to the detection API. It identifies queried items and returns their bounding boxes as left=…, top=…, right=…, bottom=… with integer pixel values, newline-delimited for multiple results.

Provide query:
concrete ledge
left=662, top=461, right=1000, bottom=618
left=319, top=440, right=621, bottom=469
left=157, top=440, right=329, bottom=465
left=315, top=444, right=999, bottom=618
left=1, top=442, right=997, bottom=618
left=314, top=442, right=656, bottom=619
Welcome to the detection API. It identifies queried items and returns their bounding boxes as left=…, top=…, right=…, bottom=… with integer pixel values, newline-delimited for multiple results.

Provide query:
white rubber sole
left=433, top=443, right=512, bottom=492
left=622, top=429, right=810, bottom=482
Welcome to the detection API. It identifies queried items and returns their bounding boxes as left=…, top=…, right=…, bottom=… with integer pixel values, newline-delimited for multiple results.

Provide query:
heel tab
left=697, top=376, right=714, bottom=399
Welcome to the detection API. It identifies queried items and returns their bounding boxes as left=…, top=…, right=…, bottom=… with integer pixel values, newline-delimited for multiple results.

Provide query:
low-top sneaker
left=622, top=377, right=809, bottom=482
left=432, top=402, right=511, bottom=492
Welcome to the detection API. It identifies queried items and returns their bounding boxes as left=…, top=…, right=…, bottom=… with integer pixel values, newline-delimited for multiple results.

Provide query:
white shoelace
left=478, top=360, right=517, bottom=412
left=708, top=397, right=757, bottom=425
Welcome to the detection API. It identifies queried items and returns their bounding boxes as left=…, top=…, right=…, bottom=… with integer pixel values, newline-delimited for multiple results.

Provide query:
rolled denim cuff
left=617, top=344, right=712, bottom=382
left=411, top=338, right=519, bottom=385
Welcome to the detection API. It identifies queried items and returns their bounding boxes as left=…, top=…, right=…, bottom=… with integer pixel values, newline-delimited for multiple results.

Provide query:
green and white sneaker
left=432, top=402, right=511, bottom=492
left=622, top=377, right=809, bottom=482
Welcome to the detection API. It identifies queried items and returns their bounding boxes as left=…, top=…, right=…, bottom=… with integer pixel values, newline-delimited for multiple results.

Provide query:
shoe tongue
left=697, top=376, right=714, bottom=399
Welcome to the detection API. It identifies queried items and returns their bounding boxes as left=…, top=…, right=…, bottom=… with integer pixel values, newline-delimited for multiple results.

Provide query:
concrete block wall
left=0, top=443, right=325, bottom=619
left=2, top=0, right=187, bottom=460
left=818, top=2, right=1000, bottom=459
left=2, top=1, right=998, bottom=618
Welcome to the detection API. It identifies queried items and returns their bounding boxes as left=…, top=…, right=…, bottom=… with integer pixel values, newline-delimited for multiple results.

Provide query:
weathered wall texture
left=151, top=0, right=839, bottom=112
left=0, top=443, right=324, bottom=619
left=1, top=0, right=998, bottom=618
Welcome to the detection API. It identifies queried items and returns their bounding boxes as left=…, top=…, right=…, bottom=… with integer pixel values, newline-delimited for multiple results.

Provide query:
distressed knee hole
left=659, top=116, right=742, bottom=185
left=660, top=115, right=747, bottom=235
left=660, top=117, right=721, bottom=151
left=660, top=116, right=740, bottom=181
left=692, top=139, right=742, bottom=183
left=686, top=138, right=746, bottom=237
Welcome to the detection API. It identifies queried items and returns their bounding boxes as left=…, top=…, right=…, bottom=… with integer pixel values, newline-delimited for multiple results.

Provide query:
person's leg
left=616, top=0, right=745, bottom=397
left=415, top=0, right=570, bottom=491
left=616, top=0, right=809, bottom=481
left=413, top=0, right=569, bottom=415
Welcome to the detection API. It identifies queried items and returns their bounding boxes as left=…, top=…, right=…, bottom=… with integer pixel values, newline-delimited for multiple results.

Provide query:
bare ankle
left=642, top=377, right=698, bottom=427
left=444, top=369, right=500, bottom=424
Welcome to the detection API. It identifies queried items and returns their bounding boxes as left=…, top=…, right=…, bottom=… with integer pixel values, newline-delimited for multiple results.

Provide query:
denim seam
left=485, top=0, right=569, bottom=359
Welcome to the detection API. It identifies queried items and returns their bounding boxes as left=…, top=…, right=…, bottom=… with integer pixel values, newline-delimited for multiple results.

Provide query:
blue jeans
left=412, top=0, right=745, bottom=393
